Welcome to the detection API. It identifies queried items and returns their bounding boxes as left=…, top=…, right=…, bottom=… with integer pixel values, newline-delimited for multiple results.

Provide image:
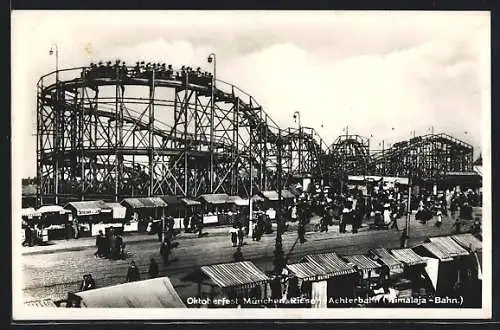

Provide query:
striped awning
left=343, top=254, right=382, bottom=271
left=287, top=262, right=334, bottom=281
left=417, top=243, right=454, bottom=262
left=200, top=261, right=270, bottom=288
left=391, top=248, right=427, bottom=266
left=199, top=193, right=230, bottom=204
left=303, top=252, right=357, bottom=278
left=370, top=248, right=404, bottom=270
left=428, top=236, right=470, bottom=257
left=451, top=234, right=482, bottom=252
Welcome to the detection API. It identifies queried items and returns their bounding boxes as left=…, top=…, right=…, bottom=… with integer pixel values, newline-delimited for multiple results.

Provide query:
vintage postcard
left=11, top=10, right=491, bottom=320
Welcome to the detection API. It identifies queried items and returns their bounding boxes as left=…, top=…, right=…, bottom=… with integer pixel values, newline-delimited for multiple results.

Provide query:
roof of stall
left=181, top=198, right=202, bottom=206
left=390, top=248, right=427, bottom=266
left=343, top=254, right=382, bottom=271
left=37, top=205, right=68, bottom=214
left=159, top=195, right=182, bottom=206
left=199, top=193, right=230, bottom=205
left=200, top=261, right=270, bottom=288
left=260, top=190, right=295, bottom=201
left=427, top=236, right=470, bottom=257
left=415, top=243, right=454, bottom=262
left=451, top=234, right=482, bottom=252
left=21, top=207, right=40, bottom=217
left=121, top=197, right=168, bottom=209
left=65, top=200, right=112, bottom=214
left=370, top=248, right=404, bottom=270
left=302, top=252, right=357, bottom=277
left=72, top=277, right=186, bottom=308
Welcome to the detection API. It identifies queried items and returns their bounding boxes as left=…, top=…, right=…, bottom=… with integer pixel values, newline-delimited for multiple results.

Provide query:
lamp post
left=293, top=111, right=301, bottom=176
left=49, top=44, right=59, bottom=82
left=49, top=44, right=59, bottom=204
left=208, top=53, right=216, bottom=193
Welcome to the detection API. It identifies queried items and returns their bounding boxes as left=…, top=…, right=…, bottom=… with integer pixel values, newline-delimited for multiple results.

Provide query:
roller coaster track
left=37, top=65, right=330, bottom=202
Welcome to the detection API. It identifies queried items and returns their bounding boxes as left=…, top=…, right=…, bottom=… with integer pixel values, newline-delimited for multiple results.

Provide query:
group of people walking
left=94, top=228, right=126, bottom=260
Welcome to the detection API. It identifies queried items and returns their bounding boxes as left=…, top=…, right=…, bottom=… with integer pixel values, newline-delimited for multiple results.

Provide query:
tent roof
left=370, top=248, right=404, bottom=270
left=390, top=248, right=427, bottom=266
left=66, top=200, right=112, bottom=211
left=181, top=198, right=201, bottom=206
left=200, top=261, right=270, bottom=288
left=159, top=195, right=182, bottom=205
left=260, top=190, right=295, bottom=201
left=105, top=202, right=126, bottom=210
left=227, top=195, right=244, bottom=203
left=73, top=277, right=186, bottom=308
left=428, top=236, right=470, bottom=257
left=451, top=234, right=482, bottom=252
left=199, top=193, right=230, bottom=204
left=37, top=205, right=67, bottom=214
left=21, top=207, right=40, bottom=217
left=343, top=254, right=382, bottom=271
left=302, top=252, right=356, bottom=277
left=121, top=197, right=167, bottom=209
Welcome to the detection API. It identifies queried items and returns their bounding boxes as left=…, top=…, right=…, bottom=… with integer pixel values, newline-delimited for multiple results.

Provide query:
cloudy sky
left=12, top=11, right=490, bottom=178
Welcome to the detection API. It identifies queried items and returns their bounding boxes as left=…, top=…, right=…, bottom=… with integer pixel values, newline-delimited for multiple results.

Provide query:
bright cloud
left=12, top=11, right=489, bottom=178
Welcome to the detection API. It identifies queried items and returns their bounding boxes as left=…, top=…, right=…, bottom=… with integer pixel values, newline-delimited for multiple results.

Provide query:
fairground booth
left=36, top=205, right=72, bottom=241
left=450, top=233, right=483, bottom=306
left=259, top=190, right=295, bottom=219
left=157, top=195, right=202, bottom=230
left=66, top=277, right=186, bottom=308
left=198, top=193, right=230, bottom=225
left=186, top=261, right=271, bottom=308
left=342, top=254, right=383, bottom=295
left=64, top=201, right=113, bottom=237
left=286, top=252, right=357, bottom=308
left=413, top=236, right=470, bottom=299
left=120, top=197, right=168, bottom=232
left=390, top=248, right=428, bottom=296
left=369, top=248, right=415, bottom=299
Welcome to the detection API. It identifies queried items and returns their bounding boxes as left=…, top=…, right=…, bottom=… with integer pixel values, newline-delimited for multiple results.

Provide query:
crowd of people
left=82, top=61, right=214, bottom=87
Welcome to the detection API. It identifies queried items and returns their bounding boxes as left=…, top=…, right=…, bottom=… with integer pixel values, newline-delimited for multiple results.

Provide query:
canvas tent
left=67, top=277, right=186, bottom=308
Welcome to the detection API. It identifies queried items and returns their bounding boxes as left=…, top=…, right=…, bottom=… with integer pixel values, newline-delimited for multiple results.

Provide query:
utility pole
left=274, top=130, right=285, bottom=275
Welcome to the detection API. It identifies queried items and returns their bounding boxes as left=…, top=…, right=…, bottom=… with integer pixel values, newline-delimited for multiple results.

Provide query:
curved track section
left=37, top=63, right=330, bottom=203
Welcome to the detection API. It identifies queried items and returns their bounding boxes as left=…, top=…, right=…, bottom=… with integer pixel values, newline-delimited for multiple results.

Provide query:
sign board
left=77, top=208, right=100, bottom=216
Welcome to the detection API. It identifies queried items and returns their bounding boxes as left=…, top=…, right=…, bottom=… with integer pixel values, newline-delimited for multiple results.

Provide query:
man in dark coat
left=233, top=247, right=244, bottom=262
left=148, top=258, right=159, bottom=279
left=94, top=230, right=105, bottom=258
left=160, top=240, right=171, bottom=266
left=126, top=261, right=140, bottom=282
